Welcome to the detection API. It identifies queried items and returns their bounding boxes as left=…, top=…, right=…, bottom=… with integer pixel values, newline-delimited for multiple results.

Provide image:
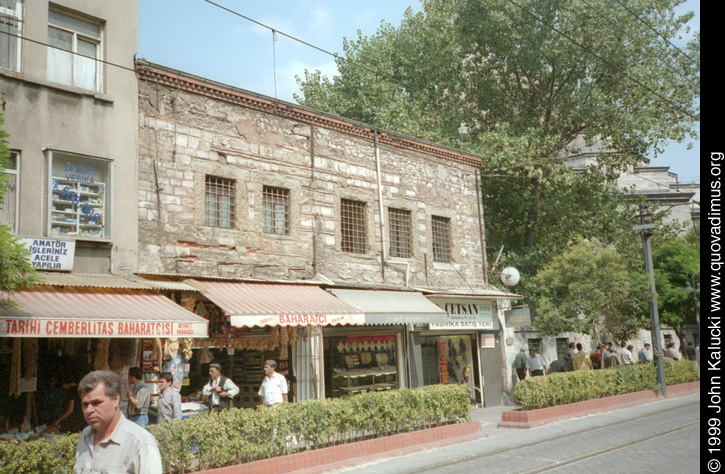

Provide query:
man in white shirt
left=157, top=371, right=182, bottom=424
left=258, top=360, right=288, bottom=406
left=74, top=370, right=162, bottom=474
left=202, top=362, right=239, bottom=412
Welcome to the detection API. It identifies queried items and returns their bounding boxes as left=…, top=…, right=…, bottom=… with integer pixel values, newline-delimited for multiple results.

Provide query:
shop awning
left=186, top=280, right=365, bottom=327
left=329, top=289, right=449, bottom=325
left=1, top=286, right=209, bottom=338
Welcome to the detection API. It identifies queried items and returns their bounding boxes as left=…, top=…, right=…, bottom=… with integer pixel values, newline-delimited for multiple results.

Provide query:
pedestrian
left=664, top=341, right=679, bottom=361
left=526, top=348, right=547, bottom=377
left=638, top=343, right=653, bottom=363
left=591, top=344, right=602, bottom=370
left=258, top=359, right=289, bottom=406
left=126, top=367, right=151, bottom=428
left=202, top=362, right=240, bottom=412
left=513, top=347, right=528, bottom=382
left=156, top=371, right=182, bottom=424
left=603, top=342, right=620, bottom=368
left=572, top=343, right=592, bottom=370
left=53, top=376, right=85, bottom=433
left=681, top=337, right=696, bottom=360
left=548, top=354, right=573, bottom=373
left=73, top=370, right=162, bottom=473
left=566, top=342, right=576, bottom=361
left=617, top=342, right=634, bottom=366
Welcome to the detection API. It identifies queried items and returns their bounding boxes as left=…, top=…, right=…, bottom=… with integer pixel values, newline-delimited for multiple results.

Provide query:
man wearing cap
left=202, top=363, right=239, bottom=412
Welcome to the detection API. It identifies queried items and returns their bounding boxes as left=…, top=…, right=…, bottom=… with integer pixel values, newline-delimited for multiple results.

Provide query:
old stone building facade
left=136, top=61, right=487, bottom=290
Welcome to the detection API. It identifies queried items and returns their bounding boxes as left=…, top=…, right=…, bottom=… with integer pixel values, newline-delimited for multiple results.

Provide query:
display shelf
left=50, top=176, right=106, bottom=238
left=332, top=369, right=398, bottom=398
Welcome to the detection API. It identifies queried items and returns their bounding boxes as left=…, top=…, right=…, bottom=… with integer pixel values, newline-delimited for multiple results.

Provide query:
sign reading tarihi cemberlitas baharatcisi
left=20, top=238, right=76, bottom=271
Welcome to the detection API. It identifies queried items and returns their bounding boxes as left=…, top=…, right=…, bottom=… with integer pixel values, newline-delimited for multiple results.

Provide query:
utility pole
left=633, top=204, right=667, bottom=397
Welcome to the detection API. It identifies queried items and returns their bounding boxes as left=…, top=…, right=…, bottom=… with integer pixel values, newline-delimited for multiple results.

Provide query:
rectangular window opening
left=262, top=185, right=289, bottom=235
left=431, top=215, right=451, bottom=263
left=47, top=8, right=102, bottom=92
left=389, top=208, right=411, bottom=258
left=0, top=0, right=23, bottom=72
left=205, top=175, right=235, bottom=229
left=341, top=199, right=366, bottom=254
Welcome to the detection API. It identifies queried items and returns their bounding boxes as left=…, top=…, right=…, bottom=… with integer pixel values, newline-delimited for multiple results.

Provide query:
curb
left=193, top=421, right=483, bottom=474
left=498, top=380, right=700, bottom=429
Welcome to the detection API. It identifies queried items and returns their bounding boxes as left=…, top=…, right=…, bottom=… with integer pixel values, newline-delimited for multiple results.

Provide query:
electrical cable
left=612, top=0, right=699, bottom=68
left=576, top=0, right=697, bottom=87
left=504, top=0, right=698, bottom=122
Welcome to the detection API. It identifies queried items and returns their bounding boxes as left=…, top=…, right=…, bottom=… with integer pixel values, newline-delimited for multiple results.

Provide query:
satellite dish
left=501, top=267, right=520, bottom=286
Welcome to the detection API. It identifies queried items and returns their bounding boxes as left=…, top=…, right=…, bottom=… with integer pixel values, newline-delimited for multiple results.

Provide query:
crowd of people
left=514, top=337, right=697, bottom=380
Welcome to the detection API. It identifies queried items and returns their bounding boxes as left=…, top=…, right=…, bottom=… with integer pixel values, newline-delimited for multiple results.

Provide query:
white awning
left=329, top=289, right=449, bottom=325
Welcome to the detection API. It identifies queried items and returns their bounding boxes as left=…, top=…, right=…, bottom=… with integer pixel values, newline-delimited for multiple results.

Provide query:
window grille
left=527, top=338, right=542, bottom=354
left=431, top=215, right=451, bottom=262
left=205, top=176, right=235, bottom=228
left=341, top=199, right=366, bottom=254
left=389, top=208, right=411, bottom=258
left=556, top=338, right=568, bottom=360
left=262, top=185, right=289, bottom=235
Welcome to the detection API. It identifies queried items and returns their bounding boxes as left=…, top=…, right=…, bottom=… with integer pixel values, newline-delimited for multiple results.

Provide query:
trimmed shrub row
left=512, top=360, right=700, bottom=410
left=0, top=384, right=470, bottom=474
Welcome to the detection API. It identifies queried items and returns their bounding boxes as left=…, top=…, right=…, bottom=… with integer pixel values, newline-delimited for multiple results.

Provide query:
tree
left=652, top=227, right=700, bottom=335
left=532, top=238, right=650, bottom=342
left=297, top=0, right=700, bottom=295
left=0, top=114, right=39, bottom=309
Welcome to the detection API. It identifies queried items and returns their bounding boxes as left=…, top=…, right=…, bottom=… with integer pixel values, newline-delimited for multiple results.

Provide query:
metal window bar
left=262, top=185, right=289, bottom=235
left=431, top=216, right=451, bottom=263
left=341, top=199, right=366, bottom=254
left=389, top=208, right=411, bottom=258
left=527, top=338, right=542, bottom=354
left=205, top=176, right=235, bottom=228
left=556, top=338, right=568, bottom=360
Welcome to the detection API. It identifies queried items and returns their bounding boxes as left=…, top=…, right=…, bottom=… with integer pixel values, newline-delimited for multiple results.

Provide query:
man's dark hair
left=78, top=370, right=121, bottom=399
left=627, top=345, right=634, bottom=351
left=576, top=343, right=583, bottom=351
left=159, top=372, right=173, bottom=383
left=564, top=355, right=572, bottom=362
left=568, top=342, right=575, bottom=348
left=644, top=343, right=651, bottom=348
left=128, top=367, right=143, bottom=381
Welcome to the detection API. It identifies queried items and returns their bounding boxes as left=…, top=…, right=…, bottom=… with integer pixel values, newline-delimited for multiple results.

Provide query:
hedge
left=512, top=360, right=700, bottom=410
left=0, top=384, right=470, bottom=474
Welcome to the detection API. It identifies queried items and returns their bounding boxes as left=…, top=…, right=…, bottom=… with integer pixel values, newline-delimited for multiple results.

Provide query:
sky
left=139, top=0, right=700, bottom=184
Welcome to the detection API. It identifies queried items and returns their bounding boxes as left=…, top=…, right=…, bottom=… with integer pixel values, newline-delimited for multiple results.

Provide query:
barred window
left=556, top=338, right=568, bottom=360
left=527, top=338, right=542, bottom=354
left=431, top=216, right=451, bottom=263
left=389, top=208, right=411, bottom=258
left=205, top=176, right=235, bottom=228
left=262, top=185, right=289, bottom=235
left=341, top=199, right=366, bottom=254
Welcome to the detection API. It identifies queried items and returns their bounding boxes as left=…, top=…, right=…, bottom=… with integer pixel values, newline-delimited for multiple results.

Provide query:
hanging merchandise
left=200, top=346, right=213, bottom=364
left=9, top=339, right=22, bottom=397
left=163, top=338, right=186, bottom=390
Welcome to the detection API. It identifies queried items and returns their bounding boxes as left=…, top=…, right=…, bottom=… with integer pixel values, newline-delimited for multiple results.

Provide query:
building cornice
left=136, top=60, right=483, bottom=168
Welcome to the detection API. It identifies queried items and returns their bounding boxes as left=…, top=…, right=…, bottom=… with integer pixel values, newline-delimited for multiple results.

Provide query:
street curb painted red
left=192, top=421, right=483, bottom=474
left=498, top=380, right=700, bottom=429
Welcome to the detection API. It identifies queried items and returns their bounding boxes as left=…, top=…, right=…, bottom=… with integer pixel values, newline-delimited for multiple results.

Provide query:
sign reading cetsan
left=20, top=238, right=75, bottom=271
left=428, top=299, right=496, bottom=330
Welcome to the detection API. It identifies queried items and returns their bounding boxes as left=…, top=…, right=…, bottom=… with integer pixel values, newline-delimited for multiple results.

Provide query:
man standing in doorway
left=74, top=370, right=162, bottom=473
left=202, top=362, right=239, bottom=412
left=127, top=367, right=150, bottom=428
left=258, top=360, right=289, bottom=406
left=514, top=347, right=528, bottom=382
left=157, top=372, right=182, bottom=424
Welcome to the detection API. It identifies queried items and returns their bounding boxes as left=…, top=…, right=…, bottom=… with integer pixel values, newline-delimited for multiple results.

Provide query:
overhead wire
left=576, top=0, right=697, bottom=87
left=504, top=0, right=698, bottom=122
left=612, top=0, right=700, bottom=68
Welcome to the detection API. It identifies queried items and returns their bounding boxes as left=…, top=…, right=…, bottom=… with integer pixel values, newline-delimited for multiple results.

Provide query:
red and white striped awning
left=1, top=286, right=208, bottom=338
left=186, top=280, right=365, bottom=327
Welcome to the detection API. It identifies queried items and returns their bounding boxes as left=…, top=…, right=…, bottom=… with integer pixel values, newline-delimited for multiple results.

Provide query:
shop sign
left=20, top=238, right=75, bottom=271
left=0, top=319, right=207, bottom=338
left=481, top=334, right=496, bottom=348
left=504, top=306, right=531, bottom=327
left=230, top=312, right=366, bottom=328
left=428, top=299, right=495, bottom=330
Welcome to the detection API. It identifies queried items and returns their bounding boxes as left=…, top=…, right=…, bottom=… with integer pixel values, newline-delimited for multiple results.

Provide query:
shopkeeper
left=202, top=363, right=239, bottom=412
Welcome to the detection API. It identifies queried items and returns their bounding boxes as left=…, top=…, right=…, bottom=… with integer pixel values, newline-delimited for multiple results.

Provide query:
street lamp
left=682, top=273, right=700, bottom=345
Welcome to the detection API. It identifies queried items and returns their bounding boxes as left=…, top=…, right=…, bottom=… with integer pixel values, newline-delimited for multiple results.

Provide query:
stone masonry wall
left=137, top=75, right=486, bottom=289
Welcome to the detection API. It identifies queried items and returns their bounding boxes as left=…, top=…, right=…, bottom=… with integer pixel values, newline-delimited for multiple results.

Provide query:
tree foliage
left=0, top=114, right=39, bottom=308
left=531, top=238, right=650, bottom=342
left=296, top=0, right=700, bottom=297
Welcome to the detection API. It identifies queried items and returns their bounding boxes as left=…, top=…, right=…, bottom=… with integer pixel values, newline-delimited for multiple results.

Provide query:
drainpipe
left=475, top=169, right=488, bottom=285
left=374, top=131, right=386, bottom=280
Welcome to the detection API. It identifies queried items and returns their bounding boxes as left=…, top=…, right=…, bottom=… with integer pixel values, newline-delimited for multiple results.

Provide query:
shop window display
left=421, top=335, right=475, bottom=402
left=325, top=335, right=398, bottom=398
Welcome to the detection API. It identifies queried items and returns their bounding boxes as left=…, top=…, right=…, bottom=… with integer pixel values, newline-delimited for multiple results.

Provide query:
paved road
left=325, top=393, right=700, bottom=474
